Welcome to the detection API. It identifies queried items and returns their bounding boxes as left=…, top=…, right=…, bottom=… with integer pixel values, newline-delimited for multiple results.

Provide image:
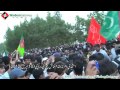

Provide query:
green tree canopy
left=5, top=11, right=105, bottom=52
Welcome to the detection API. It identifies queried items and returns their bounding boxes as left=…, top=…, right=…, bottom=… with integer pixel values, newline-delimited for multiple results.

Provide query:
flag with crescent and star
left=100, top=11, right=120, bottom=40
left=87, top=17, right=106, bottom=46
left=17, top=36, right=25, bottom=57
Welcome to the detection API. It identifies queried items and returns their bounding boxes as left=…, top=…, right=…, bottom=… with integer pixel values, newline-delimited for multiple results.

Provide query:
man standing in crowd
left=92, top=44, right=111, bottom=61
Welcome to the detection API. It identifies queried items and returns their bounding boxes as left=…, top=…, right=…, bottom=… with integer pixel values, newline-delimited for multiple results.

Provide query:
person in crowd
left=46, top=72, right=61, bottom=79
left=28, top=68, right=35, bottom=79
left=0, top=64, right=5, bottom=79
left=42, top=57, right=48, bottom=67
left=98, top=58, right=118, bottom=76
left=2, top=40, right=120, bottom=79
left=85, top=60, right=99, bottom=76
left=69, top=60, right=84, bottom=78
left=24, top=69, right=32, bottom=79
left=101, top=43, right=107, bottom=51
left=9, top=67, right=26, bottom=79
left=89, top=53, right=104, bottom=61
left=53, top=61, right=67, bottom=79
left=92, top=44, right=110, bottom=61
left=23, top=55, right=32, bottom=67
left=110, top=45, right=117, bottom=61
left=1, top=56, right=11, bottom=79
left=32, top=68, right=45, bottom=79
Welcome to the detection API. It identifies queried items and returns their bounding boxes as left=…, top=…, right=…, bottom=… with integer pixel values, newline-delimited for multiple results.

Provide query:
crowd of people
left=1, top=39, right=120, bottom=79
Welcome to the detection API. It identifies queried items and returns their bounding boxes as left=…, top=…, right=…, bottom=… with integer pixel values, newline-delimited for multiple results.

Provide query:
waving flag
left=17, top=36, right=25, bottom=57
left=87, top=17, right=106, bottom=46
left=100, top=11, right=120, bottom=40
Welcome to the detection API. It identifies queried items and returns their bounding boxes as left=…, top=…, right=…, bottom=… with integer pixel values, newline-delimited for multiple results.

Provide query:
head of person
left=24, top=55, right=32, bottom=65
left=9, top=68, right=26, bottom=79
left=53, top=61, right=66, bottom=76
left=32, top=68, right=44, bottom=79
left=24, top=69, right=31, bottom=79
left=64, top=50, right=69, bottom=55
left=54, top=57, right=62, bottom=64
left=35, top=56, right=42, bottom=64
left=71, top=53, right=87, bottom=66
left=2, top=56, right=10, bottom=71
left=53, top=52, right=61, bottom=58
left=99, top=58, right=118, bottom=76
left=69, top=53, right=77, bottom=63
left=15, top=61, right=24, bottom=69
left=0, top=64, right=5, bottom=74
left=94, top=44, right=101, bottom=52
left=73, top=60, right=84, bottom=76
left=89, top=53, right=104, bottom=61
left=42, top=57, right=48, bottom=66
left=2, top=56, right=10, bottom=65
left=47, top=64, right=55, bottom=74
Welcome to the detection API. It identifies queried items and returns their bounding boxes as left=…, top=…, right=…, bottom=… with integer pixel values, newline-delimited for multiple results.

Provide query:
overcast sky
left=0, top=11, right=94, bottom=43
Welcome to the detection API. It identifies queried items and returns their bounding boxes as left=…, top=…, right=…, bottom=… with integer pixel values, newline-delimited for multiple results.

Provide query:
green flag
left=17, top=36, right=25, bottom=57
left=100, top=11, right=120, bottom=40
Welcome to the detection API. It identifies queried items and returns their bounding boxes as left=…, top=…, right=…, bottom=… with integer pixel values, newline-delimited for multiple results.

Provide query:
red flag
left=87, top=17, right=106, bottom=46
left=20, top=38, right=24, bottom=48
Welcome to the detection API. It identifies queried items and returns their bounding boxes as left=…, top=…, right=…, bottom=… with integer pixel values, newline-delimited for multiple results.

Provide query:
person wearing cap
left=42, top=57, right=48, bottom=66
left=53, top=52, right=61, bottom=57
left=9, top=67, right=26, bottom=79
left=41, top=57, right=49, bottom=77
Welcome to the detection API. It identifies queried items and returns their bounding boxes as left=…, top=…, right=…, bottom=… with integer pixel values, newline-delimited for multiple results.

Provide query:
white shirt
left=111, top=48, right=117, bottom=61
left=2, top=72, right=10, bottom=79
left=29, top=74, right=35, bottom=79
left=69, top=71, right=83, bottom=79
left=83, top=45, right=86, bottom=49
left=44, top=68, right=48, bottom=77
left=69, top=71, right=77, bottom=79
left=0, top=72, right=10, bottom=79
left=0, top=74, right=3, bottom=79
left=92, top=49, right=111, bottom=60
left=69, top=71, right=75, bottom=76
left=62, top=73, right=69, bottom=79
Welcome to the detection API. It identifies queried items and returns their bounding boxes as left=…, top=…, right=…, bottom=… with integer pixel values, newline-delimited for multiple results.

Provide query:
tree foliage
left=5, top=11, right=105, bottom=52
left=0, top=43, right=4, bottom=54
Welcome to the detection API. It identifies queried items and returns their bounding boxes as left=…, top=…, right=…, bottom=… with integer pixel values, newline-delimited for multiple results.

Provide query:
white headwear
left=42, top=57, right=48, bottom=62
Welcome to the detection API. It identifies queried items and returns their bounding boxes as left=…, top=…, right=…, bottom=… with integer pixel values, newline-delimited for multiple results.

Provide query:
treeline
left=4, top=11, right=105, bottom=52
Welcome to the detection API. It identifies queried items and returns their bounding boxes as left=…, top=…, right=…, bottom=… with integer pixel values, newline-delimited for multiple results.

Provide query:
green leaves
left=5, top=11, right=105, bottom=52
left=5, top=12, right=73, bottom=51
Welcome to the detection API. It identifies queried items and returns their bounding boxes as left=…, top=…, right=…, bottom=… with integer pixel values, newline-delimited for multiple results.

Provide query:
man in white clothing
left=92, top=44, right=111, bottom=61
left=110, top=45, right=117, bottom=61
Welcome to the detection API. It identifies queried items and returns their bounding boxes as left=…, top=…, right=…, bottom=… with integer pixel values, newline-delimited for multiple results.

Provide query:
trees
left=5, top=11, right=105, bottom=52
left=74, top=11, right=105, bottom=41
left=0, top=43, right=4, bottom=54
left=5, top=11, right=74, bottom=52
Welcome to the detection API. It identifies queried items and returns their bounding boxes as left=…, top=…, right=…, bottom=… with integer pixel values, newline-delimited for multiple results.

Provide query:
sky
left=0, top=11, right=93, bottom=43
